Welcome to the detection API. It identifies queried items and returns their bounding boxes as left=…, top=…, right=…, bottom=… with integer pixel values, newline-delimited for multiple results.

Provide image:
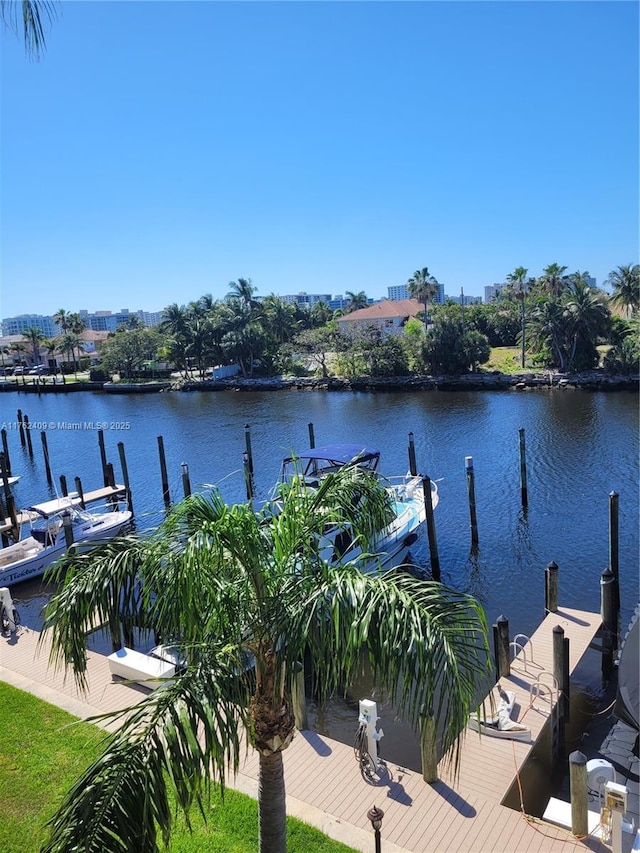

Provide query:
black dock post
left=61, top=509, right=75, bottom=549
left=243, top=451, right=254, bottom=501
left=1, top=429, right=10, bottom=476
left=24, top=415, right=33, bottom=457
left=609, top=491, right=620, bottom=608
left=465, top=456, right=479, bottom=547
left=117, top=441, right=134, bottom=515
left=181, top=462, right=192, bottom=498
left=158, top=436, right=170, bottom=506
left=408, top=432, right=417, bottom=477
left=600, top=569, right=618, bottom=680
left=493, top=615, right=510, bottom=678
left=244, top=424, right=254, bottom=475
left=17, top=409, right=25, bottom=448
left=40, top=431, right=53, bottom=487
left=0, top=453, right=18, bottom=541
left=97, top=429, right=109, bottom=487
left=422, top=476, right=440, bottom=581
left=545, top=561, right=559, bottom=615
left=74, top=476, right=86, bottom=509
left=59, top=474, right=68, bottom=497
left=519, top=428, right=528, bottom=509
left=308, top=422, right=315, bottom=449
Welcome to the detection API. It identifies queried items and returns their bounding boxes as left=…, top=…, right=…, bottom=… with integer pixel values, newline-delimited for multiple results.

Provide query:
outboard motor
left=0, top=587, right=20, bottom=635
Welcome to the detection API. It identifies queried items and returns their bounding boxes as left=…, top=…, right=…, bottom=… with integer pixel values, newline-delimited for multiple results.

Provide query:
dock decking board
left=0, top=606, right=610, bottom=852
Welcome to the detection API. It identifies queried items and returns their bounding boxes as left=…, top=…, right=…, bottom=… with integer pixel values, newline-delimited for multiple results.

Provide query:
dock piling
left=308, top=422, right=315, bottom=449
left=158, top=436, right=170, bottom=506
left=465, top=456, right=479, bottom=546
left=493, top=615, right=510, bottom=678
left=24, top=415, right=33, bottom=457
left=40, top=431, right=53, bottom=487
left=243, top=451, right=254, bottom=501
left=59, top=475, right=68, bottom=497
left=61, top=510, right=75, bottom=548
left=1, top=429, right=10, bottom=476
left=519, top=428, right=528, bottom=509
left=609, top=491, right=620, bottom=608
left=74, top=476, right=86, bottom=509
left=408, top=432, right=417, bottom=477
left=600, top=569, right=618, bottom=679
left=17, top=410, right=25, bottom=448
left=421, top=476, right=440, bottom=581
left=97, top=430, right=109, bottom=487
left=569, top=751, right=588, bottom=837
left=0, top=453, right=18, bottom=541
left=244, top=424, right=254, bottom=475
left=545, top=561, right=559, bottom=614
left=117, top=442, right=134, bottom=515
left=181, top=462, right=192, bottom=498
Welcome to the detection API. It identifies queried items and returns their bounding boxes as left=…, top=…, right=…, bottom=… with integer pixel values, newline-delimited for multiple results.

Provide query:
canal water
left=2, top=387, right=638, bottom=771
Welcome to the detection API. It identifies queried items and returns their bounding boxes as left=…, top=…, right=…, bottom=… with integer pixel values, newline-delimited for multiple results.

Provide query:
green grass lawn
left=482, top=346, right=529, bottom=374
left=0, top=682, right=356, bottom=853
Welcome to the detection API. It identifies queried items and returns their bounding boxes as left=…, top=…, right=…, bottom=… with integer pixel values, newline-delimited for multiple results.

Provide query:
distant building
left=1, top=314, right=56, bottom=337
left=388, top=283, right=445, bottom=304
left=336, top=299, right=424, bottom=339
left=484, top=283, right=507, bottom=302
left=447, top=293, right=482, bottom=305
left=278, top=292, right=350, bottom=311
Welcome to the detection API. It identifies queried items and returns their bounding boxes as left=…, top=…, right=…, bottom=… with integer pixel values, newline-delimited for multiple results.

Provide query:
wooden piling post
left=74, top=476, right=86, bottom=509
left=569, top=751, right=588, bottom=837
left=308, top=422, right=315, bottom=449
left=408, top=432, right=417, bottom=477
left=24, top=415, right=33, bottom=457
left=181, top=462, right=192, bottom=498
left=243, top=451, right=253, bottom=501
left=421, top=476, right=440, bottom=581
left=59, top=475, right=68, bottom=497
left=563, top=636, right=570, bottom=723
left=1, top=429, right=10, bottom=476
left=61, top=509, right=75, bottom=548
left=600, top=569, right=618, bottom=680
left=40, top=431, right=53, bottom=487
left=97, top=429, right=109, bottom=487
left=292, top=661, right=308, bottom=731
left=519, top=428, right=528, bottom=510
left=158, top=436, right=170, bottom=506
left=609, top=491, right=620, bottom=608
left=493, top=615, right=510, bottom=678
left=0, top=453, right=18, bottom=540
left=420, top=706, right=438, bottom=783
left=17, top=409, right=25, bottom=448
left=465, top=456, right=479, bottom=546
left=545, top=561, right=558, bottom=614
left=553, top=624, right=569, bottom=730
left=117, top=441, right=134, bottom=515
left=244, top=424, right=254, bottom=475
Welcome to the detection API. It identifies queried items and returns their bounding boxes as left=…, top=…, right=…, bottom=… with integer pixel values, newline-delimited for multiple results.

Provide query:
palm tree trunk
left=258, top=750, right=287, bottom=853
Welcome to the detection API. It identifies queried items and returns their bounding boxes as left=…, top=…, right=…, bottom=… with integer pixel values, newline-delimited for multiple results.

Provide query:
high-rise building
left=484, top=283, right=507, bottom=302
left=1, top=314, right=56, bottom=337
left=388, top=283, right=445, bottom=304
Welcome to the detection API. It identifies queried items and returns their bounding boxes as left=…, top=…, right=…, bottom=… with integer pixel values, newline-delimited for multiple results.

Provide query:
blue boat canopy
left=283, top=444, right=380, bottom=466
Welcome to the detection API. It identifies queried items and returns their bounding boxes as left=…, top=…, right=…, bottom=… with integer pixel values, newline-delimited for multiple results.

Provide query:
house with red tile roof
left=336, top=299, right=424, bottom=338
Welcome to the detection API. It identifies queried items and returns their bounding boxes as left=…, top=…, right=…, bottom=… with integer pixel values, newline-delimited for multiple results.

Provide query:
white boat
left=0, top=495, right=132, bottom=587
left=279, top=444, right=438, bottom=574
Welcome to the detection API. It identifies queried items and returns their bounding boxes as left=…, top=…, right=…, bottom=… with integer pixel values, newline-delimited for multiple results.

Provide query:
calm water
left=2, top=387, right=638, bottom=769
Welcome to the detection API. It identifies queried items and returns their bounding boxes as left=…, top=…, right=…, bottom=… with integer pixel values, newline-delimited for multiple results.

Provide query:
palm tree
left=607, top=264, right=640, bottom=318
left=563, top=280, right=610, bottom=371
left=0, top=0, right=57, bottom=57
left=10, top=340, right=27, bottom=369
left=22, top=325, right=45, bottom=365
left=527, top=300, right=568, bottom=370
left=505, top=267, right=528, bottom=368
left=344, top=290, right=369, bottom=313
left=227, top=277, right=259, bottom=310
left=538, top=263, right=569, bottom=299
left=56, top=332, right=85, bottom=376
left=40, top=465, right=490, bottom=853
left=53, top=307, right=69, bottom=333
left=407, top=268, right=439, bottom=328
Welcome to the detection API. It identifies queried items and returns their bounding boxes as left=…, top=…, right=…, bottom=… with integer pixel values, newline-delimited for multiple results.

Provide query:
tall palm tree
left=0, top=0, right=57, bottom=57
left=563, top=280, right=610, bottom=371
left=22, top=325, right=45, bottom=365
left=505, top=267, right=528, bottom=368
left=53, top=307, right=69, bottom=333
left=56, top=332, right=84, bottom=376
left=227, top=277, right=259, bottom=309
left=40, top=465, right=490, bottom=853
left=10, top=340, right=27, bottom=368
left=527, top=300, right=568, bottom=370
left=538, top=263, right=569, bottom=299
left=606, top=264, right=640, bottom=318
left=344, top=290, right=369, bottom=313
left=407, top=268, right=439, bottom=327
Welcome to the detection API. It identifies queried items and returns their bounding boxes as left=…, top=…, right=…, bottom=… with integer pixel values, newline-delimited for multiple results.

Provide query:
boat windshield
left=281, top=444, right=380, bottom=483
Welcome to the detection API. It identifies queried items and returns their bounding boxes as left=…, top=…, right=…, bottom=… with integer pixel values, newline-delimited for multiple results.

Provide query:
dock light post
left=367, top=806, right=384, bottom=853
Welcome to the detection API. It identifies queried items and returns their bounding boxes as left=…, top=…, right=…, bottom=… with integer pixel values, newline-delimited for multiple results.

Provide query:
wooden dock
left=0, top=607, right=612, bottom=852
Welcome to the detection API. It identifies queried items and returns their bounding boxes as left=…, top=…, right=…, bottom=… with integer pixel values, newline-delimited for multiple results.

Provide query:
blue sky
left=1, top=1, right=638, bottom=318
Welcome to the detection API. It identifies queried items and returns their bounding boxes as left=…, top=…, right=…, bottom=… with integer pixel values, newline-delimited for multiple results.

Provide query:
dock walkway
left=0, top=606, right=613, bottom=852
left=0, top=484, right=126, bottom=537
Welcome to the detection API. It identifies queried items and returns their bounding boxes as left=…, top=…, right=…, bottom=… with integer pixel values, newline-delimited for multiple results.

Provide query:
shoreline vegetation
left=2, top=369, right=638, bottom=394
